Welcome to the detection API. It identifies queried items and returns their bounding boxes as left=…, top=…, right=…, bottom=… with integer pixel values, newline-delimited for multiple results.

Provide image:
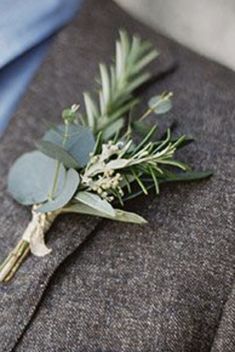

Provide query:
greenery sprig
left=82, top=30, right=159, bottom=137
left=0, top=31, right=212, bottom=283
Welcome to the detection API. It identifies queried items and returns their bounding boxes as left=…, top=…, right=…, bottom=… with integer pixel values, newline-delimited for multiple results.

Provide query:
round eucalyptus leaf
left=148, top=94, right=172, bottom=115
left=38, top=140, right=79, bottom=169
left=8, top=151, right=66, bottom=205
left=42, top=124, right=95, bottom=168
left=37, top=168, right=80, bottom=213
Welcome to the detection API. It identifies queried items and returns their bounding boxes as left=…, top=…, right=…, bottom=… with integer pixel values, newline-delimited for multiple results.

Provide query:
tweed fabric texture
left=0, top=1, right=235, bottom=351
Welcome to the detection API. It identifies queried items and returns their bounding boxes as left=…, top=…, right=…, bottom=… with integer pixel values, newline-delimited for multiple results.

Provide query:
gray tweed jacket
left=0, top=1, right=234, bottom=351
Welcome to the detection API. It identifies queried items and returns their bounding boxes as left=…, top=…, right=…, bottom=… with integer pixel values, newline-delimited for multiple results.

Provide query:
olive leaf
left=37, top=168, right=80, bottom=213
left=8, top=151, right=66, bottom=205
left=123, top=171, right=213, bottom=202
left=75, top=191, right=115, bottom=217
left=41, top=124, right=95, bottom=168
left=63, top=201, right=147, bottom=224
left=160, top=170, right=213, bottom=183
left=148, top=93, right=172, bottom=115
left=114, top=209, right=147, bottom=223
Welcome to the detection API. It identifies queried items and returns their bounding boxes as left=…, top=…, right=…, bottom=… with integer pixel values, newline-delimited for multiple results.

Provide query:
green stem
left=0, top=208, right=59, bottom=283
left=49, top=161, right=61, bottom=200
left=0, top=240, right=30, bottom=283
left=63, top=122, right=69, bottom=146
left=139, top=92, right=173, bottom=121
left=48, top=122, right=70, bottom=200
left=139, top=107, right=153, bottom=121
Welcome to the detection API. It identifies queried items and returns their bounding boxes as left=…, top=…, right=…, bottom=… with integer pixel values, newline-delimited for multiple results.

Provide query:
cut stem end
left=0, top=239, right=30, bottom=283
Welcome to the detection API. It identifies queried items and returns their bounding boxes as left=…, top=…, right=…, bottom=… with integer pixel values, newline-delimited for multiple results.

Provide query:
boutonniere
left=0, top=31, right=212, bottom=283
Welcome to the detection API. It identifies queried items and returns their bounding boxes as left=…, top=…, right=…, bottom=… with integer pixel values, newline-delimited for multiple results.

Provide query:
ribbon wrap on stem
left=22, top=206, right=59, bottom=256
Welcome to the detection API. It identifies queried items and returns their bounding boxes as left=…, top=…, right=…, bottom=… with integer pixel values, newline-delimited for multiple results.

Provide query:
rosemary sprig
left=82, top=30, right=158, bottom=137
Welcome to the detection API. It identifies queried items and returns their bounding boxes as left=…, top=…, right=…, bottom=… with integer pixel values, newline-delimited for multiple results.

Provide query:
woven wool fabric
left=0, top=1, right=234, bottom=351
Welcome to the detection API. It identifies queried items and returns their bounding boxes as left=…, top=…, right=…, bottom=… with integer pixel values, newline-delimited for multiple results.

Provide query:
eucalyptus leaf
left=38, top=141, right=79, bottom=169
left=148, top=94, right=172, bottom=115
left=8, top=151, right=66, bottom=205
left=63, top=202, right=147, bottom=224
left=42, top=124, right=95, bottom=167
left=37, top=168, right=80, bottom=213
left=75, top=191, right=115, bottom=217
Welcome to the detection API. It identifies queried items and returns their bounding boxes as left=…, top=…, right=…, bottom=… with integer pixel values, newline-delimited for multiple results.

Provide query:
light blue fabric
left=0, top=0, right=83, bottom=136
left=0, top=40, right=51, bottom=134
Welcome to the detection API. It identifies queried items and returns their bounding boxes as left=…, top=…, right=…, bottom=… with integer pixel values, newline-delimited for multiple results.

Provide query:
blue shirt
left=0, top=0, right=83, bottom=136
